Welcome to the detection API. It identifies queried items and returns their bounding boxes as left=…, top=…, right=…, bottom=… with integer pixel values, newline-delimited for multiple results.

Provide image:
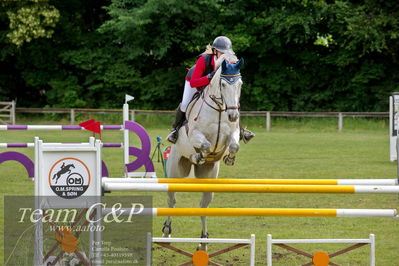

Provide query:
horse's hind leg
left=162, top=148, right=191, bottom=237
left=198, top=192, right=213, bottom=250
left=194, top=162, right=220, bottom=250
left=162, top=191, right=176, bottom=237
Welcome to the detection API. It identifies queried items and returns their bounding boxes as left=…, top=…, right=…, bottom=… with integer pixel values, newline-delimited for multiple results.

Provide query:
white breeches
left=180, top=80, right=197, bottom=112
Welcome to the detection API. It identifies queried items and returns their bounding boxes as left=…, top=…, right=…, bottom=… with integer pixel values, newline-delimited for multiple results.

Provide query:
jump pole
left=102, top=177, right=398, bottom=186
left=0, top=125, right=123, bottom=130
left=0, top=143, right=123, bottom=148
left=102, top=183, right=399, bottom=194
left=123, top=94, right=135, bottom=178
left=102, top=208, right=398, bottom=218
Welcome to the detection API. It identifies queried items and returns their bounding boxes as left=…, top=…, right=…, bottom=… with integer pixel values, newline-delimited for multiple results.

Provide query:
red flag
left=85, top=121, right=101, bottom=134
left=79, top=119, right=102, bottom=139
left=79, top=119, right=95, bottom=127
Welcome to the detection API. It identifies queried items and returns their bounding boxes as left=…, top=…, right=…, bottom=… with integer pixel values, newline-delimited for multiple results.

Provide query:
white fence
left=0, top=101, right=15, bottom=125
left=14, top=107, right=388, bottom=131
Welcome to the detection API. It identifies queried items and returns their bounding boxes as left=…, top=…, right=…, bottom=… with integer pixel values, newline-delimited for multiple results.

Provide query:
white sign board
left=34, top=137, right=102, bottom=207
left=33, top=137, right=103, bottom=265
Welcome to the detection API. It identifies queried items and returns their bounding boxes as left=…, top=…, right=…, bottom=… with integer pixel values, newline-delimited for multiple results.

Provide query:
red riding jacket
left=185, top=53, right=215, bottom=91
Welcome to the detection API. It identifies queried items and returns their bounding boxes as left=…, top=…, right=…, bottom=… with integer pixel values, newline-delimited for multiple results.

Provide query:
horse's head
left=220, top=58, right=244, bottom=122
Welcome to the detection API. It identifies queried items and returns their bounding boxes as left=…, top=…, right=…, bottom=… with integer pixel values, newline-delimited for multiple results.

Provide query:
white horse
left=163, top=55, right=244, bottom=249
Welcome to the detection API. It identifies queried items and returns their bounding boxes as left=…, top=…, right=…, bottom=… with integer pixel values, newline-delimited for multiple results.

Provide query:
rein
left=202, top=72, right=241, bottom=154
left=186, top=70, right=241, bottom=159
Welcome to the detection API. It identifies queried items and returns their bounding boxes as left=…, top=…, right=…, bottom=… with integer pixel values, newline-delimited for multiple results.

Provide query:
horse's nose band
left=220, top=73, right=241, bottom=85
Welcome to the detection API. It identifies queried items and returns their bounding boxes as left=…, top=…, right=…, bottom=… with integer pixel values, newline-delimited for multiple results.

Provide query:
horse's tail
left=52, top=173, right=57, bottom=180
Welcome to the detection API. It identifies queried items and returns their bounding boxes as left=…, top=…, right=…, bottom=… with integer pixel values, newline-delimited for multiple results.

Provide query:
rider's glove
left=207, top=71, right=216, bottom=81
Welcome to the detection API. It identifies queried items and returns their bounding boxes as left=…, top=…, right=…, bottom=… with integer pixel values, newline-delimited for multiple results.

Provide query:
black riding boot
left=167, top=109, right=186, bottom=144
left=240, top=126, right=255, bottom=144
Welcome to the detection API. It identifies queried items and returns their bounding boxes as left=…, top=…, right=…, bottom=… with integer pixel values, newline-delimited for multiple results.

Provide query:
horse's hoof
left=161, top=233, right=171, bottom=245
left=223, top=155, right=235, bottom=166
left=200, top=143, right=211, bottom=153
left=197, top=231, right=209, bottom=250
left=190, top=153, right=206, bottom=165
left=196, top=243, right=208, bottom=251
left=162, top=221, right=172, bottom=235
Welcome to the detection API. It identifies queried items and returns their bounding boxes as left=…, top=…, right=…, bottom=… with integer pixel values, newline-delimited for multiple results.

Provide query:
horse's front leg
left=162, top=147, right=191, bottom=238
left=189, top=130, right=211, bottom=165
left=224, top=129, right=240, bottom=166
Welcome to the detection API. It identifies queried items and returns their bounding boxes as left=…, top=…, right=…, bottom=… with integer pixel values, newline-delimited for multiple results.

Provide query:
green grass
left=0, top=118, right=398, bottom=265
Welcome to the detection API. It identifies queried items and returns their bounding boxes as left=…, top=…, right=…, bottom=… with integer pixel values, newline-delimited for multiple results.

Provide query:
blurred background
left=1, top=0, right=398, bottom=112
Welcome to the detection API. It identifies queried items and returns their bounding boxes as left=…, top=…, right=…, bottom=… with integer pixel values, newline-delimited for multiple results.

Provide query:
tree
left=1, top=0, right=399, bottom=111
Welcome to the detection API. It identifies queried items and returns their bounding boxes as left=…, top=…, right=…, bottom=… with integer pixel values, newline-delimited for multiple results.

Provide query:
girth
left=194, top=146, right=228, bottom=163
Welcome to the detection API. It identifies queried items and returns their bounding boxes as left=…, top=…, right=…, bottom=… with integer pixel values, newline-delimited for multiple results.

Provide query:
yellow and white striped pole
left=102, top=183, right=399, bottom=194
left=102, top=178, right=398, bottom=186
left=102, top=208, right=397, bottom=218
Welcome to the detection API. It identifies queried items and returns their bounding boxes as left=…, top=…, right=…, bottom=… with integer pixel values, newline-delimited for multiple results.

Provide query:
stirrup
left=241, top=127, right=255, bottom=144
left=167, top=129, right=178, bottom=144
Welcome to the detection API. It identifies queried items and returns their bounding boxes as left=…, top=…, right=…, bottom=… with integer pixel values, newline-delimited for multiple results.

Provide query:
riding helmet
left=212, top=36, right=235, bottom=55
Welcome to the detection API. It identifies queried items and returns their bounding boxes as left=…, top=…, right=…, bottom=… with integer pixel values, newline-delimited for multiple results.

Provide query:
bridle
left=194, top=71, right=241, bottom=156
left=186, top=59, right=243, bottom=162
left=205, top=72, right=241, bottom=112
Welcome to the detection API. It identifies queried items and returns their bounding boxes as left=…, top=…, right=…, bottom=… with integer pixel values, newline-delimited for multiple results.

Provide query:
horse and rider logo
left=48, top=158, right=90, bottom=199
left=52, top=162, right=75, bottom=184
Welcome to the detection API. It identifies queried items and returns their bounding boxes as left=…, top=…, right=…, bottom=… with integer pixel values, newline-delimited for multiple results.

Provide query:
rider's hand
left=207, top=71, right=216, bottom=81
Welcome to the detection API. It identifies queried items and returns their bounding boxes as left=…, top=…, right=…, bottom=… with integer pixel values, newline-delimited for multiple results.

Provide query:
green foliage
left=5, top=0, right=60, bottom=47
left=0, top=0, right=399, bottom=111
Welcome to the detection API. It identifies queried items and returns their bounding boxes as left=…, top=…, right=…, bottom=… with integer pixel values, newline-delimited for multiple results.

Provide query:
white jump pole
left=102, top=183, right=399, bottom=194
left=123, top=94, right=134, bottom=177
left=102, top=177, right=399, bottom=186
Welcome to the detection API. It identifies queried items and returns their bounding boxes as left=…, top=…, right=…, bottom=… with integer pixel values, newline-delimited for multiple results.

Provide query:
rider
left=167, top=36, right=255, bottom=144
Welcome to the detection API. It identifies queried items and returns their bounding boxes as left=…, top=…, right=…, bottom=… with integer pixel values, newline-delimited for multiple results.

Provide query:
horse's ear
left=236, top=58, right=244, bottom=69
left=222, top=60, right=228, bottom=72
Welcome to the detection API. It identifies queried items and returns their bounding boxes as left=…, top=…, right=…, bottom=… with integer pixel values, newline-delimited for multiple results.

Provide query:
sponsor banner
left=48, top=157, right=91, bottom=199
left=4, top=196, right=152, bottom=266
